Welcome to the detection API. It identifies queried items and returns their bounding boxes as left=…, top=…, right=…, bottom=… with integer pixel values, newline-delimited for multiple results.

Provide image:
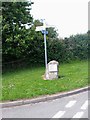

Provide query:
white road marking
left=65, top=100, right=77, bottom=108
left=81, top=100, right=88, bottom=110
left=52, top=111, right=65, bottom=118
left=72, top=112, right=84, bottom=118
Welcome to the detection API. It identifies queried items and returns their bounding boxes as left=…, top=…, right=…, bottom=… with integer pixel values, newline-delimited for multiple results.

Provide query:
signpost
left=36, top=19, right=48, bottom=70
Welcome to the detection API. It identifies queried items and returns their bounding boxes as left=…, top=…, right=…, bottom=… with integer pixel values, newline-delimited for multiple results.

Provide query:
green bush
left=47, top=33, right=88, bottom=63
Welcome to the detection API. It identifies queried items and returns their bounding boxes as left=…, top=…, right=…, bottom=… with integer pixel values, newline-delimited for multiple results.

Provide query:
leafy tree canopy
left=2, top=1, right=33, bottom=61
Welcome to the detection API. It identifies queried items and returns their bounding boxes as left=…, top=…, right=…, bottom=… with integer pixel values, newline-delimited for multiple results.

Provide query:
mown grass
left=2, top=60, right=88, bottom=101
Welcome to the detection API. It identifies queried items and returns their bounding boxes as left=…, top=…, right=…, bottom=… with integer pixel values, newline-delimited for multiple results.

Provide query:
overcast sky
left=31, top=0, right=88, bottom=38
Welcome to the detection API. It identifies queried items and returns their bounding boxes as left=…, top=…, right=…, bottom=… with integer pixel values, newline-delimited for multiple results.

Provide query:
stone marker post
left=45, top=60, right=59, bottom=80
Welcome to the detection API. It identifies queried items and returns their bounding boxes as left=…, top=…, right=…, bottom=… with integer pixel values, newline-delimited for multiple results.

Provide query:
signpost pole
left=35, top=19, right=48, bottom=79
left=43, top=20, right=48, bottom=71
left=44, top=30, right=48, bottom=70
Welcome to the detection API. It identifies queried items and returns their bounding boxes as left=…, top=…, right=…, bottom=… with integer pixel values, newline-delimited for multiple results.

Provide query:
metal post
left=43, top=20, right=48, bottom=70
left=44, top=31, right=48, bottom=70
left=35, top=19, right=48, bottom=75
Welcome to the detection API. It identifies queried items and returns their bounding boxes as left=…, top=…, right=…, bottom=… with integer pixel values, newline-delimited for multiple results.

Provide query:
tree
left=69, top=34, right=88, bottom=59
left=2, top=1, right=33, bottom=62
left=47, top=27, right=58, bottom=39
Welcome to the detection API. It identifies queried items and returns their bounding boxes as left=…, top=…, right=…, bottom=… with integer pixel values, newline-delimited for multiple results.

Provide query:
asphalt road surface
left=2, top=91, right=89, bottom=118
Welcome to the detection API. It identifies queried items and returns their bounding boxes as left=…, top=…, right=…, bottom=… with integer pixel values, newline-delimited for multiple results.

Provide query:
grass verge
left=2, top=60, right=88, bottom=101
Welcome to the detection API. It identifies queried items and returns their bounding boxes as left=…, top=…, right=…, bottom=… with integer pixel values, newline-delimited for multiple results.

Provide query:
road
left=2, top=91, right=89, bottom=118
